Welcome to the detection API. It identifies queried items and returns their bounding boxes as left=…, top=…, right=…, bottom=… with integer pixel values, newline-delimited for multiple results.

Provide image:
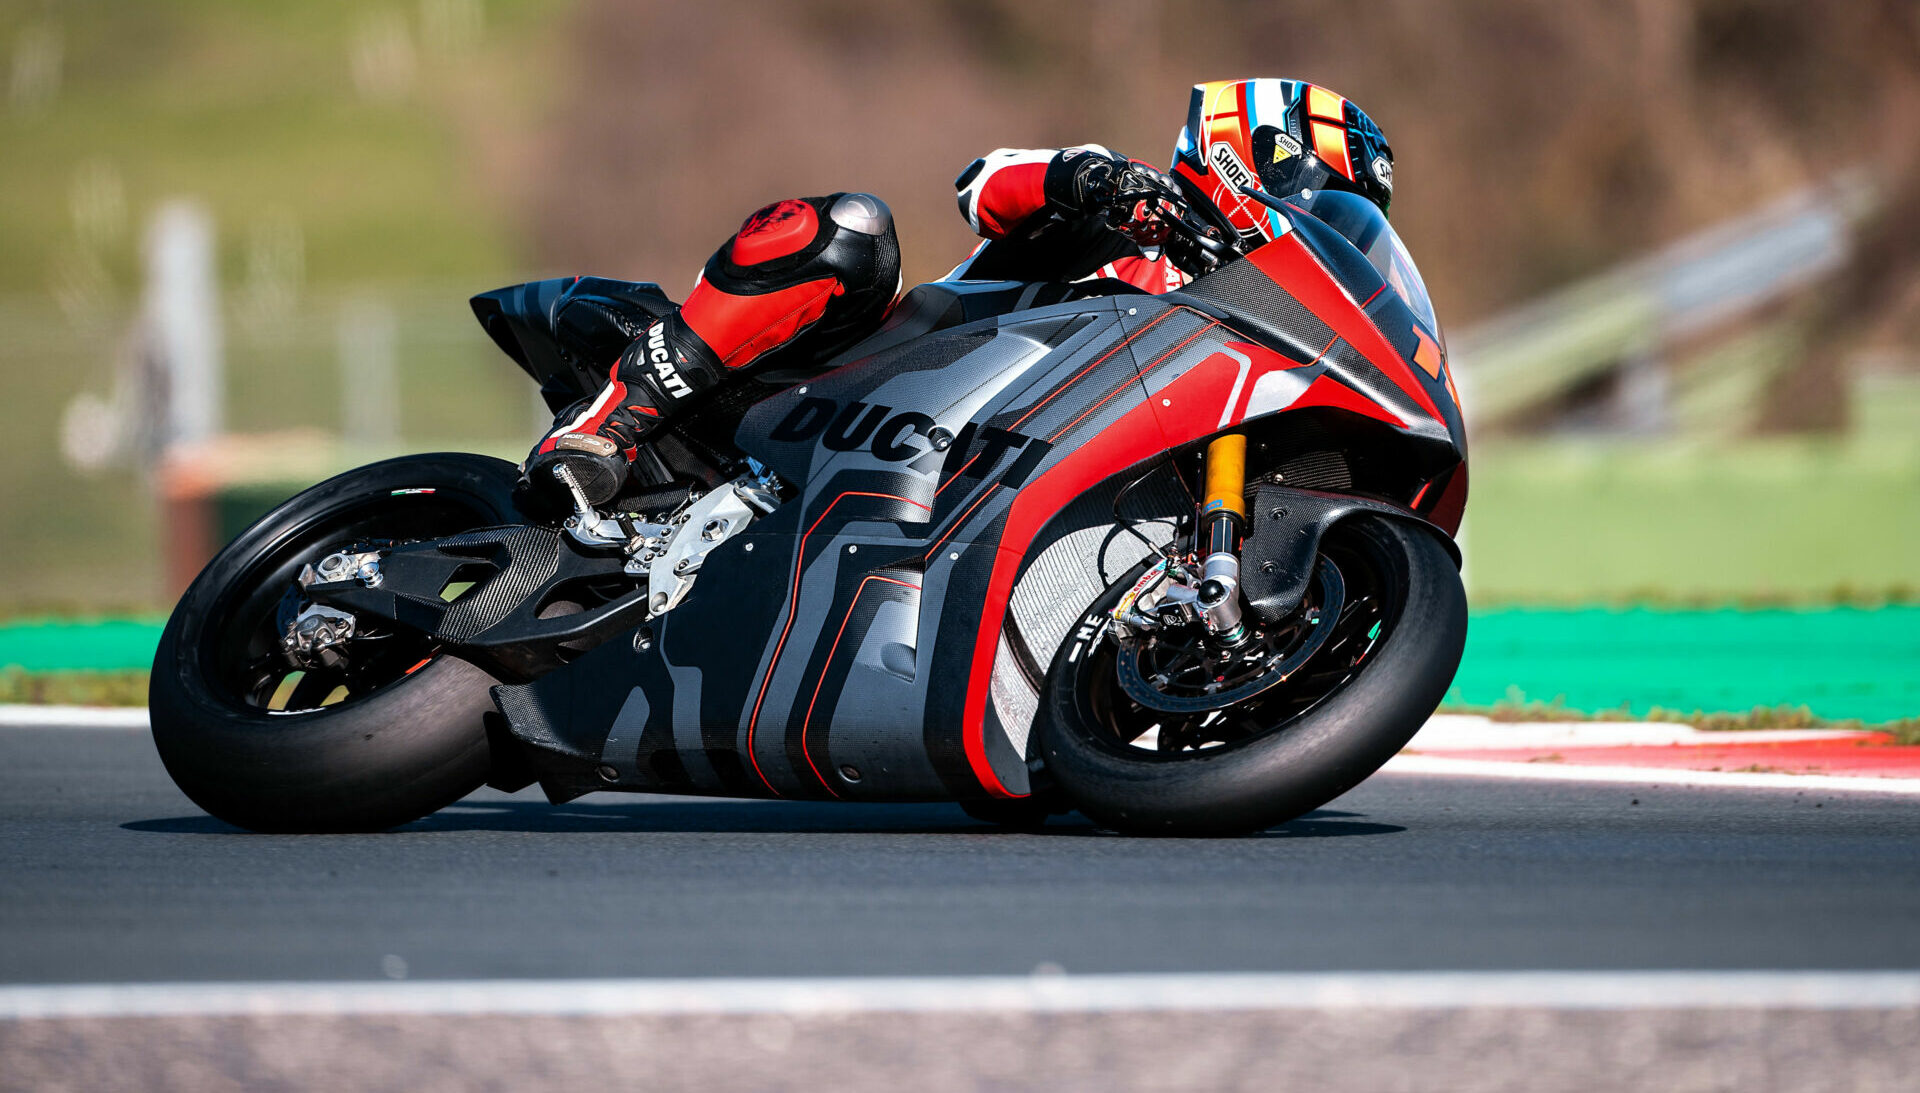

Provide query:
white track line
left=0, top=704, right=147, bottom=729
left=1383, top=753, right=1920, bottom=794
left=3, top=972, right=1919, bottom=1021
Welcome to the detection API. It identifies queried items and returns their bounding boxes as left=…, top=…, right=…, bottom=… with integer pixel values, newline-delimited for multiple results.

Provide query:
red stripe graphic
left=745, top=491, right=930, bottom=796
left=799, top=575, right=923, bottom=797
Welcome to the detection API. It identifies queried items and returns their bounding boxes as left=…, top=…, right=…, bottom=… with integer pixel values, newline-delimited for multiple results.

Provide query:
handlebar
left=1107, top=166, right=1238, bottom=277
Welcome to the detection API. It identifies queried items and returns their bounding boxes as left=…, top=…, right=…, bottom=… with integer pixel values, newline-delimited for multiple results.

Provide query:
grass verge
left=0, top=668, right=148, bottom=708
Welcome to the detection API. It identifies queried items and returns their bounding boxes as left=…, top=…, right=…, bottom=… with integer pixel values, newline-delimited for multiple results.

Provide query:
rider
left=523, top=78, right=1395, bottom=509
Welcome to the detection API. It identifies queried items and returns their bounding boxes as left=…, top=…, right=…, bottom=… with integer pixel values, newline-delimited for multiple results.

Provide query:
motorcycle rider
left=523, top=78, right=1394, bottom=509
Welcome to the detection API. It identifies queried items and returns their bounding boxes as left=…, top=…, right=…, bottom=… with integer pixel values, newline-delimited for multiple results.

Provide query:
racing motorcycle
left=149, top=175, right=1468, bottom=836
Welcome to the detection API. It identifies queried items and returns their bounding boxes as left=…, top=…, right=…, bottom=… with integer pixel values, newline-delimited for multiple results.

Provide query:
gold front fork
left=1198, top=434, right=1248, bottom=642
left=1202, top=434, right=1248, bottom=524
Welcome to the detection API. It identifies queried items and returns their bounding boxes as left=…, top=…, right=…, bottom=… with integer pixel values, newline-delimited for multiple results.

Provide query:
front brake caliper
left=1112, top=559, right=1204, bottom=636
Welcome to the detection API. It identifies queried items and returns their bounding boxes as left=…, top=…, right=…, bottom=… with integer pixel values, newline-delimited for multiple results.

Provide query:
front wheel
left=1037, top=516, right=1466, bottom=837
left=149, top=453, right=522, bottom=833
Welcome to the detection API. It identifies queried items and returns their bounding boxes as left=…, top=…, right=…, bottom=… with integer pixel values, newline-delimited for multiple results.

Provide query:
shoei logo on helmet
left=646, top=323, right=692, bottom=399
left=1274, top=132, right=1303, bottom=160
left=1209, top=142, right=1256, bottom=192
left=1372, top=156, right=1394, bottom=192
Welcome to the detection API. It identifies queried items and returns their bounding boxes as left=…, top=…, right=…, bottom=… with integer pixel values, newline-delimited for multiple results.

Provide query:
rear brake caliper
left=282, top=604, right=358, bottom=669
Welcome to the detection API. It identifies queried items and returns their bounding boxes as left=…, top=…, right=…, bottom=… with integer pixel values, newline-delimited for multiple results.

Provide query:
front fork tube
left=1198, top=434, right=1248, bottom=645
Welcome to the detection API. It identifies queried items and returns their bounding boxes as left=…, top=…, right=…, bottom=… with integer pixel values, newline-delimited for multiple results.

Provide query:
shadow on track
left=122, top=800, right=1405, bottom=839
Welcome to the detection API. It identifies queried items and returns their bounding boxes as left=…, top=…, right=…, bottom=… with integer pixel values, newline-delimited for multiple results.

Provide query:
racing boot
left=523, top=312, right=723, bottom=509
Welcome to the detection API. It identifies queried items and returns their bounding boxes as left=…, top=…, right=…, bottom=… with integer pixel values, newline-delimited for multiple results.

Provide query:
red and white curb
left=3, top=971, right=1919, bottom=1020
left=1387, top=714, right=1920, bottom=794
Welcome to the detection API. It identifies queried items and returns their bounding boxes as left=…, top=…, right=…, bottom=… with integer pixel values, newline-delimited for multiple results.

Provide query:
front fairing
left=1167, top=191, right=1467, bottom=531
left=1268, top=191, right=1464, bottom=455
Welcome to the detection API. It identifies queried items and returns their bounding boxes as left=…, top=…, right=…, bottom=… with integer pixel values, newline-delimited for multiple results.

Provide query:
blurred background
left=2, top=0, right=1917, bottom=724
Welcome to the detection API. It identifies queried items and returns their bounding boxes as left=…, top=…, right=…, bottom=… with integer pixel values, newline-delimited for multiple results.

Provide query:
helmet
left=1171, top=78, right=1394, bottom=246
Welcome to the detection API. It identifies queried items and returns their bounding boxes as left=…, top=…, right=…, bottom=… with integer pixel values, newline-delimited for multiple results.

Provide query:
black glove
left=1044, top=148, right=1128, bottom=217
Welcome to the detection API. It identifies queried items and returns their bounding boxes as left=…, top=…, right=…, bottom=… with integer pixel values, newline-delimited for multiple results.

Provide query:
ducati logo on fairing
left=647, top=323, right=692, bottom=399
left=772, top=397, right=1052, bottom=487
left=1209, top=142, right=1255, bottom=192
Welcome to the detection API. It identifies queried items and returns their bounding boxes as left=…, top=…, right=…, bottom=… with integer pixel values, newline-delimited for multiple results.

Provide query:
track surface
left=5, top=724, right=1920, bottom=984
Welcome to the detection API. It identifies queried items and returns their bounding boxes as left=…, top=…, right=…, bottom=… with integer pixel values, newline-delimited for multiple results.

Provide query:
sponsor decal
left=770, top=397, right=1051, bottom=484
left=646, top=323, right=692, bottom=399
left=1208, top=141, right=1256, bottom=191
left=1372, top=156, right=1394, bottom=192
left=1274, top=132, right=1303, bottom=160
left=555, top=434, right=618, bottom=456
left=389, top=488, right=437, bottom=496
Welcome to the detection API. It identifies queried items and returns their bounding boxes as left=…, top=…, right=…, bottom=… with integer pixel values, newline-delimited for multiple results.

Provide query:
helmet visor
left=1250, top=125, right=1333, bottom=199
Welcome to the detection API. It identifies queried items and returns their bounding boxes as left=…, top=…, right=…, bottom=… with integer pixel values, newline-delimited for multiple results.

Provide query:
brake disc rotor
left=1114, top=557, right=1345, bottom=714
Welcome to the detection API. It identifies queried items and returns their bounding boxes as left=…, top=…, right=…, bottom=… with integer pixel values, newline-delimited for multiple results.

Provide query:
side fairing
left=499, top=294, right=1188, bottom=801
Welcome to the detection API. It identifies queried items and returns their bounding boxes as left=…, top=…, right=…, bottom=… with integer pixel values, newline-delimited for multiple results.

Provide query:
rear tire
left=149, top=454, right=521, bottom=833
left=1037, top=516, right=1465, bottom=837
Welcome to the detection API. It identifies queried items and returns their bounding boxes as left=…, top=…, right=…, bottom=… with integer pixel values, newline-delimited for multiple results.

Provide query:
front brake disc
left=1115, top=557, right=1345, bottom=713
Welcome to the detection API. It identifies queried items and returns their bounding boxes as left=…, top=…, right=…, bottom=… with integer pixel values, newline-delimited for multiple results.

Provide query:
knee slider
left=828, top=193, right=892, bottom=236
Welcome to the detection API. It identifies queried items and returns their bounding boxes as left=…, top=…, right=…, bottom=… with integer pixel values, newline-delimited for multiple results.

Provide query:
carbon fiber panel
left=434, top=527, right=563, bottom=641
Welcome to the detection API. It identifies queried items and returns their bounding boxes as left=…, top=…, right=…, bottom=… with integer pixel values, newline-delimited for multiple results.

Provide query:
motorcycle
left=149, top=175, right=1468, bottom=836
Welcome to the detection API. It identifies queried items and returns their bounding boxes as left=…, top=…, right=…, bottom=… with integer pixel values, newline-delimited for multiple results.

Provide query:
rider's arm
left=955, top=145, right=1125, bottom=239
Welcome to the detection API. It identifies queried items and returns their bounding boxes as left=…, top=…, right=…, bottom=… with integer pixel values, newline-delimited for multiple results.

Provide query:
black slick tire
left=149, top=454, right=521, bottom=833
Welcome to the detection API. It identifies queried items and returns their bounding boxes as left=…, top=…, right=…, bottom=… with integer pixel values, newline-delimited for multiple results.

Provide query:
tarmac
left=3, top=716, right=1916, bottom=1089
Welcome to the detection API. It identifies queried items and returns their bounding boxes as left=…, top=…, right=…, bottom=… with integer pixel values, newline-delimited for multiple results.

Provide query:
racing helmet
left=1171, top=78, right=1395, bottom=245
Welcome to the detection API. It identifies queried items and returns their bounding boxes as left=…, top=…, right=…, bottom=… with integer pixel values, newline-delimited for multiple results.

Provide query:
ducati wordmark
left=772, top=397, right=1052, bottom=485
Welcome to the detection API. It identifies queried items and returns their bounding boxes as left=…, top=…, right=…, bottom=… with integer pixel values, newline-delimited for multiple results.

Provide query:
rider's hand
left=1045, top=148, right=1128, bottom=217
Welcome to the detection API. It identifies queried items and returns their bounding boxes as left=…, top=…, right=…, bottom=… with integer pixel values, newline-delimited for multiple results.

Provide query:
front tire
left=149, top=454, right=521, bottom=833
left=1037, top=516, right=1465, bottom=837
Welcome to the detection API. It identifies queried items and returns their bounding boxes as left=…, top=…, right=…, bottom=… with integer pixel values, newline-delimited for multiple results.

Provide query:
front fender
left=1237, top=484, right=1461, bottom=624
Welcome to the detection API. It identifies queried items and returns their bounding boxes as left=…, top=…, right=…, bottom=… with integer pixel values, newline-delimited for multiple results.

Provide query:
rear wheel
left=149, top=454, right=521, bottom=833
left=1037, top=516, right=1465, bottom=836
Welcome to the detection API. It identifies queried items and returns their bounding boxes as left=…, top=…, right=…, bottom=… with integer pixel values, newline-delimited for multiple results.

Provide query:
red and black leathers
left=527, top=192, right=900, bottom=505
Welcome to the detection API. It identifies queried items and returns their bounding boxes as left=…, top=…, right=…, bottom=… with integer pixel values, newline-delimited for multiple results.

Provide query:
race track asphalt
left=4, top=723, right=1919, bottom=985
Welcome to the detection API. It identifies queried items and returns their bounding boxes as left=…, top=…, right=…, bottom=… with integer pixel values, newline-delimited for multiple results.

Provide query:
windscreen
left=1284, top=189, right=1443, bottom=346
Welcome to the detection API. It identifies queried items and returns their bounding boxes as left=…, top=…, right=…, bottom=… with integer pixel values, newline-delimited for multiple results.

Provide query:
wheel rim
left=1081, top=526, right=1405, bottom=755
left=199, top=489, right=503, bottom=716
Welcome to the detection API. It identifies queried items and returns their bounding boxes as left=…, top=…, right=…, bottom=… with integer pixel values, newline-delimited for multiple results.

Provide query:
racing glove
left=1043, top=148, right=1128, bottom=217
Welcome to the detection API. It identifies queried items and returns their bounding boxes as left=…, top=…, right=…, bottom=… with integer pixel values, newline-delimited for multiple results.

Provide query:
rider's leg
left=525, top=193, right=900, bottom=507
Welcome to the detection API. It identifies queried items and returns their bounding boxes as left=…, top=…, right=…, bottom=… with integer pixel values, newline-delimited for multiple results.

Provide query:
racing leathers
left=524, top=146, right=1183, bottom=509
